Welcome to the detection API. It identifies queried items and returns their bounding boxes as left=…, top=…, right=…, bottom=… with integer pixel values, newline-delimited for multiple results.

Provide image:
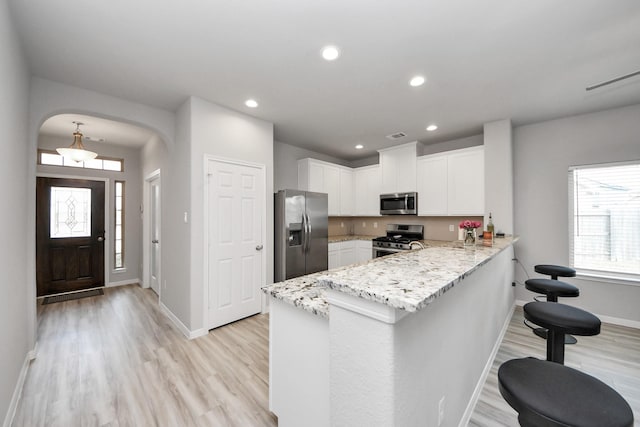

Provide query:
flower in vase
left=459, top=220, right=482, bottom=231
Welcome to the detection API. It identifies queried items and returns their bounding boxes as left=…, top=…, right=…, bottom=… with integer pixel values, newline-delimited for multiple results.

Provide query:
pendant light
left=56, top=121, right=97, bottom=162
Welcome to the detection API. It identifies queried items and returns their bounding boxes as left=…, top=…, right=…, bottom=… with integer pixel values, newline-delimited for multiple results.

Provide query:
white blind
left=569, top=162, right=640, bottom=277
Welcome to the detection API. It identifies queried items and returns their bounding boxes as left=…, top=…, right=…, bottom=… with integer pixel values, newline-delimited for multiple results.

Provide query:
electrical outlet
left=362, top=221, right=366, bottom=228
left=449, top=224, right=454, bottom=232
left=438, top=396, right=446, bottom=426
left=373, top=222, right=378, bottom=228
left=341, top=222, right=344, bottom=228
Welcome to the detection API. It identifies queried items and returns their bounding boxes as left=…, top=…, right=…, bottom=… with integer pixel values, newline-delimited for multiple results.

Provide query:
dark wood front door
left=36, top=177, right=105, bottom=296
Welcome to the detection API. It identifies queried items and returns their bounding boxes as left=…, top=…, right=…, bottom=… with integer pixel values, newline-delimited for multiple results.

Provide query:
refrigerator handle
left=306, top=213, right=312, bottom=253
left=302, top=213, right=308, bottom=253
left=304, top=214, right=311, bottom=253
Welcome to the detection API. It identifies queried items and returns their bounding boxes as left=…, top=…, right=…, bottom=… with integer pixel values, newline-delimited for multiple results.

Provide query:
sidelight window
left=569, top=161, right=640, bottom=279
left=114, top=181, right=125, bottom=269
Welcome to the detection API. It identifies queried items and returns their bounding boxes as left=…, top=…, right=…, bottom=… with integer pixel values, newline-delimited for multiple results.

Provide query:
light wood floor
left=469, top=306, right=640, bottom=426
left=13, top=285, right=276, bottom=427
left=13, top=286, right=639, bottom=426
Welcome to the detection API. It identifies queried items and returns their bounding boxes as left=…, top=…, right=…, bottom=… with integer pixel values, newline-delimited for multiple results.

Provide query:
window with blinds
left=569, top=161, right=640, bottom=279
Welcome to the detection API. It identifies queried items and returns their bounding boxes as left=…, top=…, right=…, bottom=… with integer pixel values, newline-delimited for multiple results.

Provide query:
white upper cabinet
left=298, top=158, right=352, bottom=216
left=378, top=142, right=418, bottom=194
left=416, top=146, right=484, bottom=216
left=353, top=164, right=381, bottom=216
left=324, top=164, right=340, bottom=215
left=417, top=154, right=448, bottom=215
left=447, top=146, right=484, bottom=215
left=340, top=168, right=354, bottom=216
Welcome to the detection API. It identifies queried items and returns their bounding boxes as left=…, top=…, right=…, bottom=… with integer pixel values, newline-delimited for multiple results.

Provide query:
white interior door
left=149, top=175, right=161, bottom=295
left=207, top=158, right=264, bottom=330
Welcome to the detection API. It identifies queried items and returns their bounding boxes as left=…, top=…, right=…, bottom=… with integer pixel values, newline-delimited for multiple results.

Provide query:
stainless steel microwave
left=379, top=192, right=418, bottom=215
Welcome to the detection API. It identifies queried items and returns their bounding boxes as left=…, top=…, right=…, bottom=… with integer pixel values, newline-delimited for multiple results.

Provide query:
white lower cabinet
left=340, top=245, right=356, bottom=267
left=356, top=240, right=372, bottom=263
left=328, top=240, right=372, bottom=269
left=328, top=243, right=341, bottom=270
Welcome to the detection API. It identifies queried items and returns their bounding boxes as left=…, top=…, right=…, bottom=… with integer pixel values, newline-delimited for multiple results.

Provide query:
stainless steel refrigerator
left=275, top=189, right=328, bottom=282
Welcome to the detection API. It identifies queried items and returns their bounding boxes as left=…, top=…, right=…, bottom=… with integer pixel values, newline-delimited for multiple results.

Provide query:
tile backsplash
left=329, top=216, right=484, bottom=241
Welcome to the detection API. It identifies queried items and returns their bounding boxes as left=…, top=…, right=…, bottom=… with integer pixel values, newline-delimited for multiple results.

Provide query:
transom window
left=38, top=149, right=124, bottom=172
left=569, top=161, right=640, bottom=278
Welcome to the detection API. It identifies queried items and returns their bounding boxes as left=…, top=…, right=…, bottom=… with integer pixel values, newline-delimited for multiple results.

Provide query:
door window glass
left=50, top=187, right=92, bottom=238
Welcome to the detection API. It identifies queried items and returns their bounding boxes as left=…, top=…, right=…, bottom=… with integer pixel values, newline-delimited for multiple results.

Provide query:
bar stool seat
left=498, top=357, right=634, bottom=427
left=525, top=278, right=579, bottom=302
left=534, top=264, right=576, bottom=280
left=525, top=278, right=580, bottom=344
left=524, top=302, right=600, bottom=364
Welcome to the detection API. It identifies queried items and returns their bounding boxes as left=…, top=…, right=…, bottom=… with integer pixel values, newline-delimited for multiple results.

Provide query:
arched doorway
left=35, top=113, right=167, bottom=299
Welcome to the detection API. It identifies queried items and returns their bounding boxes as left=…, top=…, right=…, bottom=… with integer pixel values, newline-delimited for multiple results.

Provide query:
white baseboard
left=3, top=348, right=35, bottom=427
left=514, top=299, right=640, bottom=329
left=595, top=314, right=640, bottom=330
left=159, top=301, right=208, bottom=340
left=459, top=303, right=515, bottom=427
left=107, top=278, right=141, bottom=288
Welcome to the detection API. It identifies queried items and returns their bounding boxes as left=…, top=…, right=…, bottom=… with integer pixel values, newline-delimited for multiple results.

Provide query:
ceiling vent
left=386, top=132, right=407, bottom=140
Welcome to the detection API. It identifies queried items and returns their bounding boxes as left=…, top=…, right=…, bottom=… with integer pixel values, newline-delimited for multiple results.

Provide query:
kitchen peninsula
left=263, top=237, right=517, bottom=427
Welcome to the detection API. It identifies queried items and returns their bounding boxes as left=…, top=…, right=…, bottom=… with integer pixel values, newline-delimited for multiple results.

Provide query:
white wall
left=484, top=120, right=514, bottom=234
left=513, top=103, right=640, bottom=323
left=274, top=140, right=351, bottom=191
left=141, top=134, right=167, bottom=290
left=188, top=96, right=274, bottom=330
left=141, top=134, right=167, bottom=178
left=160, top=100, right=192, bottom=326
left=0, top=1, right=31, bottom=423
left=37, top=134, right=144, bottom=285
left=421, top=134, right=483, bottom=156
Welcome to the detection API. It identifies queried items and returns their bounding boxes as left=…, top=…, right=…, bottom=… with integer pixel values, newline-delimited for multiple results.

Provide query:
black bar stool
left=525, top=278, right=580, bottom=343
left=527, top=263, right=579, bottom=344
left=523, top=302, right=600, bottom=364
left=534, top=264, right=576, bottom=280
left=498, top=357, right=634, bottom=427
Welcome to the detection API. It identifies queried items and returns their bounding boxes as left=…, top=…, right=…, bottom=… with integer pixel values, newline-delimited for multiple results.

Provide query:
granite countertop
left=263, top=237, right=517, bottom=318
left=328, top=235, right=375, bottom=243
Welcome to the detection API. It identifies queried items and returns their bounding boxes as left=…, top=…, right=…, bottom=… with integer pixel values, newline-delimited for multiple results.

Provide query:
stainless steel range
left=372, top=224, right=424, bottom=258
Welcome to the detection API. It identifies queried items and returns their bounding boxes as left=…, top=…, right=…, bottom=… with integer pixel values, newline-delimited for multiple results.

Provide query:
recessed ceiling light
left=426, top=124, right=438, bottom=131
left=245, top=99, right=258, bottom=108
left=355, top=144, right=364, bottom=150
left=321, top=45, right=340, bottom=61
left=409, top=76, right=425, bottom=87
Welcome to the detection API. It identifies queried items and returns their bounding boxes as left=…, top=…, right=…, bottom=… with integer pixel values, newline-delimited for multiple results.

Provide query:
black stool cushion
left=535, top=264, right=576, bottom=278
left=524, top=302, right=600, bottom=336
left=525, top=278, right=579, bottom=298
left=499, top=357, right=634, bottom=427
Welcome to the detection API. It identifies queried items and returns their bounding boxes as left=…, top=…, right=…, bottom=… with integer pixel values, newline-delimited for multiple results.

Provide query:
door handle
left=255, top=244, right=263, bottom=251
left=97, top=236, right=104, bottom=242
left=152, top=240, right=159, bottom=244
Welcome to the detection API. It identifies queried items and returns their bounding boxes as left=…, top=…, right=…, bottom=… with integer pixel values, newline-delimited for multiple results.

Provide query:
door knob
left=152, top=240, right=159, bottom=244
left=255, top=244, right=263, bottom=251
left=97, top=236, right=104, bottom=242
